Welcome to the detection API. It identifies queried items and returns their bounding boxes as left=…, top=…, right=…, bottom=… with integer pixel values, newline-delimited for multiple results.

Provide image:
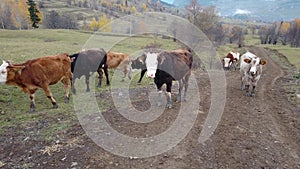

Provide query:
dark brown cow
left=0, top=53, right=72, bottom=112
left=69, top=48, right=108, bottom=94
left=100, top=51, right=132, bottom=84
left=145, top=48, right=193, bottom=108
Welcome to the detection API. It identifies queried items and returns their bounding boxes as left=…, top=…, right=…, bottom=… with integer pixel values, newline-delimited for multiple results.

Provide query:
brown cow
left=0, top=53, right=72, bottom=112
left=100, top=51, right=132, bottom=84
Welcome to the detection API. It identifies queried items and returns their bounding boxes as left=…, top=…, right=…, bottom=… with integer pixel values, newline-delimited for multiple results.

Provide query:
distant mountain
left=162, top=0, right=300, bottom=22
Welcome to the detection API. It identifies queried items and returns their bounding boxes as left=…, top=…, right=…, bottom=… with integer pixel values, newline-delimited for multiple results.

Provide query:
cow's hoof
left=245, top=93, right=250, bottom=97
left=72, top=89, right=76, bottom=94
left=53, top=104, right=58, bottom=109
left=167, top=104, right=172, bottom=109
left=29, top=108, right=35, bottom=113
left=86, top=88, right=90, bottom=92
left=251, top=93, right=255, bottom=97
left=64, top=97, right=70, bottom=103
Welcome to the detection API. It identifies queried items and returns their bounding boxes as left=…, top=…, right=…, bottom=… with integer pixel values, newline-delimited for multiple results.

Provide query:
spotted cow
left=240, top=51, right=267, bottom=96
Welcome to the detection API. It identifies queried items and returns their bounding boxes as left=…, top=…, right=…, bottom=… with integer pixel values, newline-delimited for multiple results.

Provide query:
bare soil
left=0, top=46, right=299, bottom=169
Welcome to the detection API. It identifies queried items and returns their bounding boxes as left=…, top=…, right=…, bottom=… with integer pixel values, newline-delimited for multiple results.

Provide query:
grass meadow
left=0, top=29, right=181, bottom=139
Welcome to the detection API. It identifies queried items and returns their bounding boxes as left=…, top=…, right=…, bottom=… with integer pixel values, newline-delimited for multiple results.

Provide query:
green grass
left=263, top=45, right=300, bottom=69
left=0, top=29, right=181, bottom=140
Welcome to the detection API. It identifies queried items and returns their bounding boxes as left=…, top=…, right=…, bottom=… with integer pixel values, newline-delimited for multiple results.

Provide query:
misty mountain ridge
left=162, top=0, right=299, bottom=22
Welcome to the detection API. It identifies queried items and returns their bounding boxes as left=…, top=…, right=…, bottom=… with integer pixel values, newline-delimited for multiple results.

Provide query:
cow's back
left=159, top=49, right=193, bottom=80
left=70, top=49, right=106, bottom=78
left=107, top=51, right=130, bottom=68
left=6, top=53, right=72, bottom=90
left=20, top=54, right=72, bottom=86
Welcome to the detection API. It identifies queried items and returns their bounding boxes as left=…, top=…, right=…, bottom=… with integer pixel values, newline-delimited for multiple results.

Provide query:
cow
left=240, top=51, right=267, bottom=97
left=145, top=48, right=193, bottom=108
left=223, top=51, right=240, bottom=70
left=100, top=51, right=132, bottom=84
left=69, top=48, right=108, bottom=94
left=0, top=53, right=72, bottom=112
left=131, top=54, right=147, bottom=83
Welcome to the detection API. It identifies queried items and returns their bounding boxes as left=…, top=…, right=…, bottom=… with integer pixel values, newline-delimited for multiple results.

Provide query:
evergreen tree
left=27, top=0, right=41, bottom=28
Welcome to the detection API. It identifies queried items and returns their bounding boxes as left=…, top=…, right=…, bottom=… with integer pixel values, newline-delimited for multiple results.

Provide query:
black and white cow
left=240, top=51, right=267, bottom=97
left=145, top=48, right=193, bottom=108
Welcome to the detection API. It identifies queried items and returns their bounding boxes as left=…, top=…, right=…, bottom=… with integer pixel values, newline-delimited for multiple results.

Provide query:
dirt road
left=0, top=46, right=299, bottom=168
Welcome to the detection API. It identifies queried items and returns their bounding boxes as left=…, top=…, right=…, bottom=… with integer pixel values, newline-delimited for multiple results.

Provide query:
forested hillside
left=0, top=0, right=299, bottom=47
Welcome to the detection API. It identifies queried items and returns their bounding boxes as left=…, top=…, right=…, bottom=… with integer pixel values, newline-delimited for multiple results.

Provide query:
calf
left=100, top=51, right=132, bottom=83
left=69, top=48, right=108, bottom=94
left=145, top=48, right=193, bottom=108
left=0, top=53, right=72, bottom=112
left=223, top=51, right=240, bottom=70
left=131, top=54, right=147, bottom=83
left=240, top=52, right=267, bottom=96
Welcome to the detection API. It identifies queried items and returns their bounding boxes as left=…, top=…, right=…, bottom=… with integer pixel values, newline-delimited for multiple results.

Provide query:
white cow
left=240, top=52, right=267, bottom=96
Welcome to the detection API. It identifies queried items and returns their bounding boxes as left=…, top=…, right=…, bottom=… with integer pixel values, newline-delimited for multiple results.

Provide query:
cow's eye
left=1, top=70, right=6, bottom=74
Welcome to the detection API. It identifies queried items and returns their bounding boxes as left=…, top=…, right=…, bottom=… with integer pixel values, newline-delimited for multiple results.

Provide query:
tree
left=89, top=17, right=99, bottom=31
left=185, top=0, right=202, bottom=24
left=99, top=14, right=112, bottom=32
left=142, top=3, right=147, bottom=12
left=27, top=0, right=41, bottom=28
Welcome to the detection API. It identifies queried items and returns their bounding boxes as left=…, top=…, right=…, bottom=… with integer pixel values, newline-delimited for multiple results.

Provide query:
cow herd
left=223, top=51, right=267, bottom=97
left=0, top=48, right=266, bottom=112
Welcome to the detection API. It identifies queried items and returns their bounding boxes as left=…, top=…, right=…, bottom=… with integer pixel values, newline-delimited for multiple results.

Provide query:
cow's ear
left=244, top=58, right=251, bottom=64
left=159, top=55, right=166, bottom=65
left=8, top=65, right=25, bottom=74
left=138, top=57, right=144, bottom=64
left=260, top=59, right=267, bottom=65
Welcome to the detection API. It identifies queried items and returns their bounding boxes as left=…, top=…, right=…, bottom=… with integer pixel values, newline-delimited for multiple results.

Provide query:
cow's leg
left=176, top=80, right=183, bottom=102
left=72, top=77, right=76, bottom=94
left=166, top=81, right=172, bottom=109
left=157, top=89, right=163, bottom=107
left=251, top=86, right=256, bottom=97
left=43, top=86, right=58, bottom=109
left=245, top=85, right=250, bottom=97
left=29, top=89, right=37, bottom=112
left=98, top=68, right=103, bottom=88
left=138, top=69, right=147, bottom=84
left=61, top=77, right=71, bottom=103
left=183, top=71, right=191, bottom=101
left=121, top=66, right=127, bottom=82
left=103, top=65, right=110, bottom=86
left=127, top=67, right=132, bottom=80
left=85, top=74, right=90, bottom=92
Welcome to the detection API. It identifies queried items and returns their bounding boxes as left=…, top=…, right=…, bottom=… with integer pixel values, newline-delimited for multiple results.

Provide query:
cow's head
left=131, top=54, right=146, bottom=70
left=0, top=60, right=11, bottom=83
left=244, top=57, right=267, bottom=76
left=145, top=52, right=159, bottom=78
left=223, top=58, right=231, bottom=69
